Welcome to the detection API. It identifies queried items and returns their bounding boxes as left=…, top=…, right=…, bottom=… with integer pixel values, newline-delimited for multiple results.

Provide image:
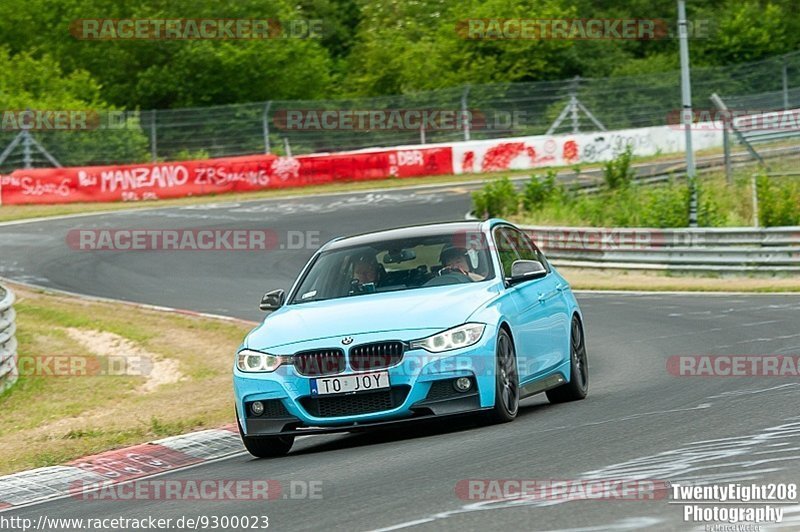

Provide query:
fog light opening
left=250, top=401, right=265, bottom=416
left=454, top=377, right=472, bottom=393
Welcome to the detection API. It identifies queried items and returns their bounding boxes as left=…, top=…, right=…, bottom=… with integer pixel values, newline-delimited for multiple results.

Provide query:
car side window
left=493, top=228, right=521, bottom=277
left=508, top=228, right=551, bottom=273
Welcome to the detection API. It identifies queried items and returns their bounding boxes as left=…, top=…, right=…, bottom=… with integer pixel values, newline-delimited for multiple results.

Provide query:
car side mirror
left=259, top=289, right=285, bottom=311
left=506, top=260, right=547, bottom=285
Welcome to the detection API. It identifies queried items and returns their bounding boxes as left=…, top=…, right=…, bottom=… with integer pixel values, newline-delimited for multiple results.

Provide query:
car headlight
left=409, top=323, right=486, bottom=353
left=236, top=349, right=283, bottom=372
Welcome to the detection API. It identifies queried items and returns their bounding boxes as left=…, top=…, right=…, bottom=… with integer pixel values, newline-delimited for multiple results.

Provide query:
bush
left=640, top=179, right=692, bottom=227
left=522, top=169, right=560, bottom=210
left=474, top=165, right=800, bottom=228
left=692, top=174, right=753, bottom=227
left=472, top=176, right=519, bottom=218
left=694, top=181, right=725, bottom=227
left=521, top=179, right=694, bottom=228
left=757, top=174, right=800, bottom=226
left=601, top=145, right=635, bottom=190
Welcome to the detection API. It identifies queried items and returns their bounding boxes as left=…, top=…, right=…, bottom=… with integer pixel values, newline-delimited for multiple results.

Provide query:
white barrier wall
left=451, top=125, right=723, bottom=174
left=0, top=120, right=728, bottom=205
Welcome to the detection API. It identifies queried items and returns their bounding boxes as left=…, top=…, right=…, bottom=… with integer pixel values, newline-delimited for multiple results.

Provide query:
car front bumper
left=233, top=328, right=498, bottom=437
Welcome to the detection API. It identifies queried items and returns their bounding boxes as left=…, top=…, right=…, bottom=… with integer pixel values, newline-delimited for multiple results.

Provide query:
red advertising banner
left=0, top=147, right=453, bottom=205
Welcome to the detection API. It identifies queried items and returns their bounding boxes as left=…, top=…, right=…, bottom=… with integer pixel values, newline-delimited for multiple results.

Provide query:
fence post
left=547, top=76, right=604, bottom=135
left=420, top=123, right=426, bottom=145
left=461, top=85, right=471, bottom=141
left=0, top=132, right=24, bottom=169
left=711, top=93, right=768, bottom=168
left=283, top=137, right=292, bottom=157
left=782, top=56, right=789, bottom=110
left=570, top=76, right=581, bottom=134
left=22, top=130, right=32, bottom=169
left=751, top=173, right=759, bottom=228
left=722, top=125, right=732, bottom=185
left=0, top=130, right=61, bottom=170
left=678, top=0, right=697, bottom=227
left=150, top=110, right=158, bottom=163
left=263, top=101, right=272, bottom=154
left=688, top=178, right=698, bottom=227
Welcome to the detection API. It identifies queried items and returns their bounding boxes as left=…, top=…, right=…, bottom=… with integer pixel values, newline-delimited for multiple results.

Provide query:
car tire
left=487, top=328, right=519, bottom=423
left=546, top=316, right=589, bottom=404
left=237, top=414, right=294, bottom=458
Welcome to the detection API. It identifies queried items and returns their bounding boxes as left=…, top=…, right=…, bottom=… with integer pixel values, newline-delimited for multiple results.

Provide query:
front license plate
left=311, top=371, right=390, bottom=396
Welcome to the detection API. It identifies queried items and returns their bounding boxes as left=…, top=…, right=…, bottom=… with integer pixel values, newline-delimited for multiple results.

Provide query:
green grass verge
left=0, top=284, right=253, bottom=475
left=559, top=267, right=800, bottom=292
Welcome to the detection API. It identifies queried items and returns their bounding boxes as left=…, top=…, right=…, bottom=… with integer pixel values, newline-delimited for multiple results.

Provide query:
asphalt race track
left=0, top=186, right=474, bottom=320
left=1, top=184, right=799, bottom=531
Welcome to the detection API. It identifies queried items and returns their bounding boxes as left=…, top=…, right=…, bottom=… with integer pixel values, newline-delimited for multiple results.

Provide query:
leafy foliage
left=0, top=47, right=148, bottom=166
left=473, top=149, right=800, bottom=227
left=3, top=0, right=800, bottom=110
left=522, top=169, right=561, bottom=210
left=756, top=174, right=800, bottom=226
left=602, top=145, right=635, bottom=190
left=472, top=176, right=519, bottom=218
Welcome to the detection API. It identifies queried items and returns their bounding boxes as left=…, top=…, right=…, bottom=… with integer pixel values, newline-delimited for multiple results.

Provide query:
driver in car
left=351, top=253, right=383, bottom=292
left=439, top=246, right=483, bottom=281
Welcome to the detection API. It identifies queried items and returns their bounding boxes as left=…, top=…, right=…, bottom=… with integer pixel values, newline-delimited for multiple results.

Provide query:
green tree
left=0, top=48, right=148, bottom=167
left=344, top=0, right=577, bottom=96
left=0, top=0, right=335, bottom=108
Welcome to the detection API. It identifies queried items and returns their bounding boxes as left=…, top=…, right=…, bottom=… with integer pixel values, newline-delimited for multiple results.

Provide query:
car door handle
left=538, top=289, right=558, bottom=303
left=556, top=283, right=564, bottom=292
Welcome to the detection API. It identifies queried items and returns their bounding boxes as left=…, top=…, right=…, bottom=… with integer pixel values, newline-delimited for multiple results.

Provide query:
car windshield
left=289, top=231, right=496, bottom=304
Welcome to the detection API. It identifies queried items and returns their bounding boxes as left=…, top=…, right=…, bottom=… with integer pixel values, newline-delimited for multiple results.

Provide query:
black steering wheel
left=349, top=278, right=377, bottom=294
left=438, top=266, right=471, bottom=279
left=424, top=267, right=471, bottom=286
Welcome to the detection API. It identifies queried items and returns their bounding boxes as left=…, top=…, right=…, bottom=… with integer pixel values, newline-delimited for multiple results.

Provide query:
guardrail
left=522, top=225, right=800, bottom=272
left=0, top=284, right=18, bottom=394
